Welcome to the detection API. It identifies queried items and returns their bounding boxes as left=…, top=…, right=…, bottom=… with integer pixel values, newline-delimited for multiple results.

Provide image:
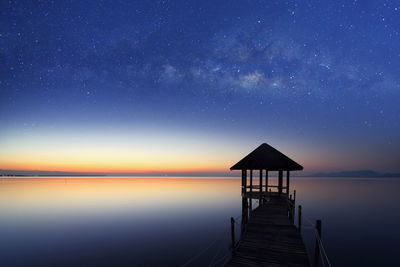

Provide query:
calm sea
left=0, top=177, right=399, bottom=266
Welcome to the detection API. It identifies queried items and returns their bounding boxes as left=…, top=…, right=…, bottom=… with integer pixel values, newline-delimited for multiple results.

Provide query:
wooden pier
left=225, top=143, right=311, bottom=267
left=226, top=192, right=309, bottom=266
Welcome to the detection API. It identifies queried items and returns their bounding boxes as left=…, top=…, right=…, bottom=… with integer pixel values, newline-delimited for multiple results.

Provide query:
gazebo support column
left=241, top=196, right=248, bottom=234
left=265, top=170, right=268, bottom=193
left=278, top=170, right=283, bottom=196
left=259, top=169, right=263, bottom=203
left=250, top=170, right=253, bottom=194
left=242, top=169, right=247, bottom=195
left=286, top=171, right=290, bottom=196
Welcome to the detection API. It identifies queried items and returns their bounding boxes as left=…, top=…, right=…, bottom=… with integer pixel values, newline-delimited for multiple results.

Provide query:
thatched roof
left=230, top=143, right=303, bottom=171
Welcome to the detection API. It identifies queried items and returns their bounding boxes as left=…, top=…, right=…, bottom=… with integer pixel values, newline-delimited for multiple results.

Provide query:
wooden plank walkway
left=226, top=194, right=310, bottom=267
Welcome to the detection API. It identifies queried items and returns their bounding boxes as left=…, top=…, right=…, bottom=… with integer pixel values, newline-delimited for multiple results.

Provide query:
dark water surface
left=0, top=177, right=399, bottom=266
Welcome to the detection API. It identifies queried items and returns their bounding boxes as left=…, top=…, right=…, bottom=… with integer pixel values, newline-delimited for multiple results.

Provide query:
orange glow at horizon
left=0, top=128, right=243, bottom=173
left=0, top=126, right=351, bottom=174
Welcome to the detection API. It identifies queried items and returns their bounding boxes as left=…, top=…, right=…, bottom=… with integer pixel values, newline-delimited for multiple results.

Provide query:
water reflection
left=0, top=178, right=240, bottom=266
left=0, top=177, right=399, bottom=266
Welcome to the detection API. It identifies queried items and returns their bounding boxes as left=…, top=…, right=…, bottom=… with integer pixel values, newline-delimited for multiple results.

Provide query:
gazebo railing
left=244, top=185, right=288, bottom=193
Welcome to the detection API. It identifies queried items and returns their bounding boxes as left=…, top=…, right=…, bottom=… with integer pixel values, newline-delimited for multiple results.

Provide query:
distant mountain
left=307, top=170, right=400, bottom=178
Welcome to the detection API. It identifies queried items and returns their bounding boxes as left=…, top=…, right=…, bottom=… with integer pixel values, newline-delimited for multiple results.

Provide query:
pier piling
left=298, top=205, right=302, bottom=232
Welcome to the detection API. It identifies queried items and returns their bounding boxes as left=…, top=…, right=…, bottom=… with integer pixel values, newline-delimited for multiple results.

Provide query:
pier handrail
left=299, top=211, right=332, bottom=267
left=245, top=185, right=287, bottom=189
left=314, top=225, right=332, bottom=267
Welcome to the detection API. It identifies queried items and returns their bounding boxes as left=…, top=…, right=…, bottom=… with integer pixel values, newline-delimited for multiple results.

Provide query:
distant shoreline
left=303, top=170, right=400, bottom=178
left=1, top=172, right=399, bottom=179
left=1, top=169, right=399, bottom=178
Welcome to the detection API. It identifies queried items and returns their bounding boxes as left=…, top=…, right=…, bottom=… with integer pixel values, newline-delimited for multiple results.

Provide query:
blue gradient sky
left=1, top=1, right=399, bottom=173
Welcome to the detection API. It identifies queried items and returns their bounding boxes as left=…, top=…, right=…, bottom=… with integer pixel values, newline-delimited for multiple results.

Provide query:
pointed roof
left=230, top=143, right=303, bottom=171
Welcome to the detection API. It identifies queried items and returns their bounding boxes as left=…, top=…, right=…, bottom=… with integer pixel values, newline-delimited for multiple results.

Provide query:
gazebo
left=230, top=143, right=303, bottom=198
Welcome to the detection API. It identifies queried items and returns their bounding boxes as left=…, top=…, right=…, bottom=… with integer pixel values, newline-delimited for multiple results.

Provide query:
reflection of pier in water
left=225, top=143, right=311, bottom=267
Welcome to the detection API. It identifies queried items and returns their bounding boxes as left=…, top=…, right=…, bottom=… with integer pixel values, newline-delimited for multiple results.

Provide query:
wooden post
left=259, top=169, right=262, bottom=203
left=265, top=170, right=268, bottom=193
left=298, top=205, right=302, bottom=232
left=241, top=169, right=247, bottom=195
left=286, top=171, right=290, bottom=196
left=241, top=169, right=244, bottom=194
left=292, top=204, right=295, bottom=223
left=278, top=170, right=283, bottom=195
left=245, top=170, right=248, bottom=194
left=250, top=170, right=253, bottom=194
left=241, top=197, right=248, bottom=234
left=293, top=190, right=296, bottom=208
left=231, top=217, right=235, bottom=249
left=314, top=220, right=322, bottom=267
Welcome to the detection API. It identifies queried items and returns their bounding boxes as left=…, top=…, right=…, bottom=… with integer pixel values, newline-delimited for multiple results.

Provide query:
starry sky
left=1, top=0, right=400, bottom=174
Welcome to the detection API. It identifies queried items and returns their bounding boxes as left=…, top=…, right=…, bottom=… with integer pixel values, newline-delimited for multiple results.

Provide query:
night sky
left=1, top=1, right=399, bottom=174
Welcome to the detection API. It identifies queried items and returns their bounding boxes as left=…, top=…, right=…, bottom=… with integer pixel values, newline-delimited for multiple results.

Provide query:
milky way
left=1, top=1, right=400, bottom=173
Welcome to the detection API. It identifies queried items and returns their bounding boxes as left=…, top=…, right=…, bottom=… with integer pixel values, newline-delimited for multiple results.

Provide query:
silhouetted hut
left=231, top=143, right=303, bottom=197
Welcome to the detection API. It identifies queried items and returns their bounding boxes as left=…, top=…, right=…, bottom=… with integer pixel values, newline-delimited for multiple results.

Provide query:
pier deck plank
left=225, top=195, right=310, bottom=267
